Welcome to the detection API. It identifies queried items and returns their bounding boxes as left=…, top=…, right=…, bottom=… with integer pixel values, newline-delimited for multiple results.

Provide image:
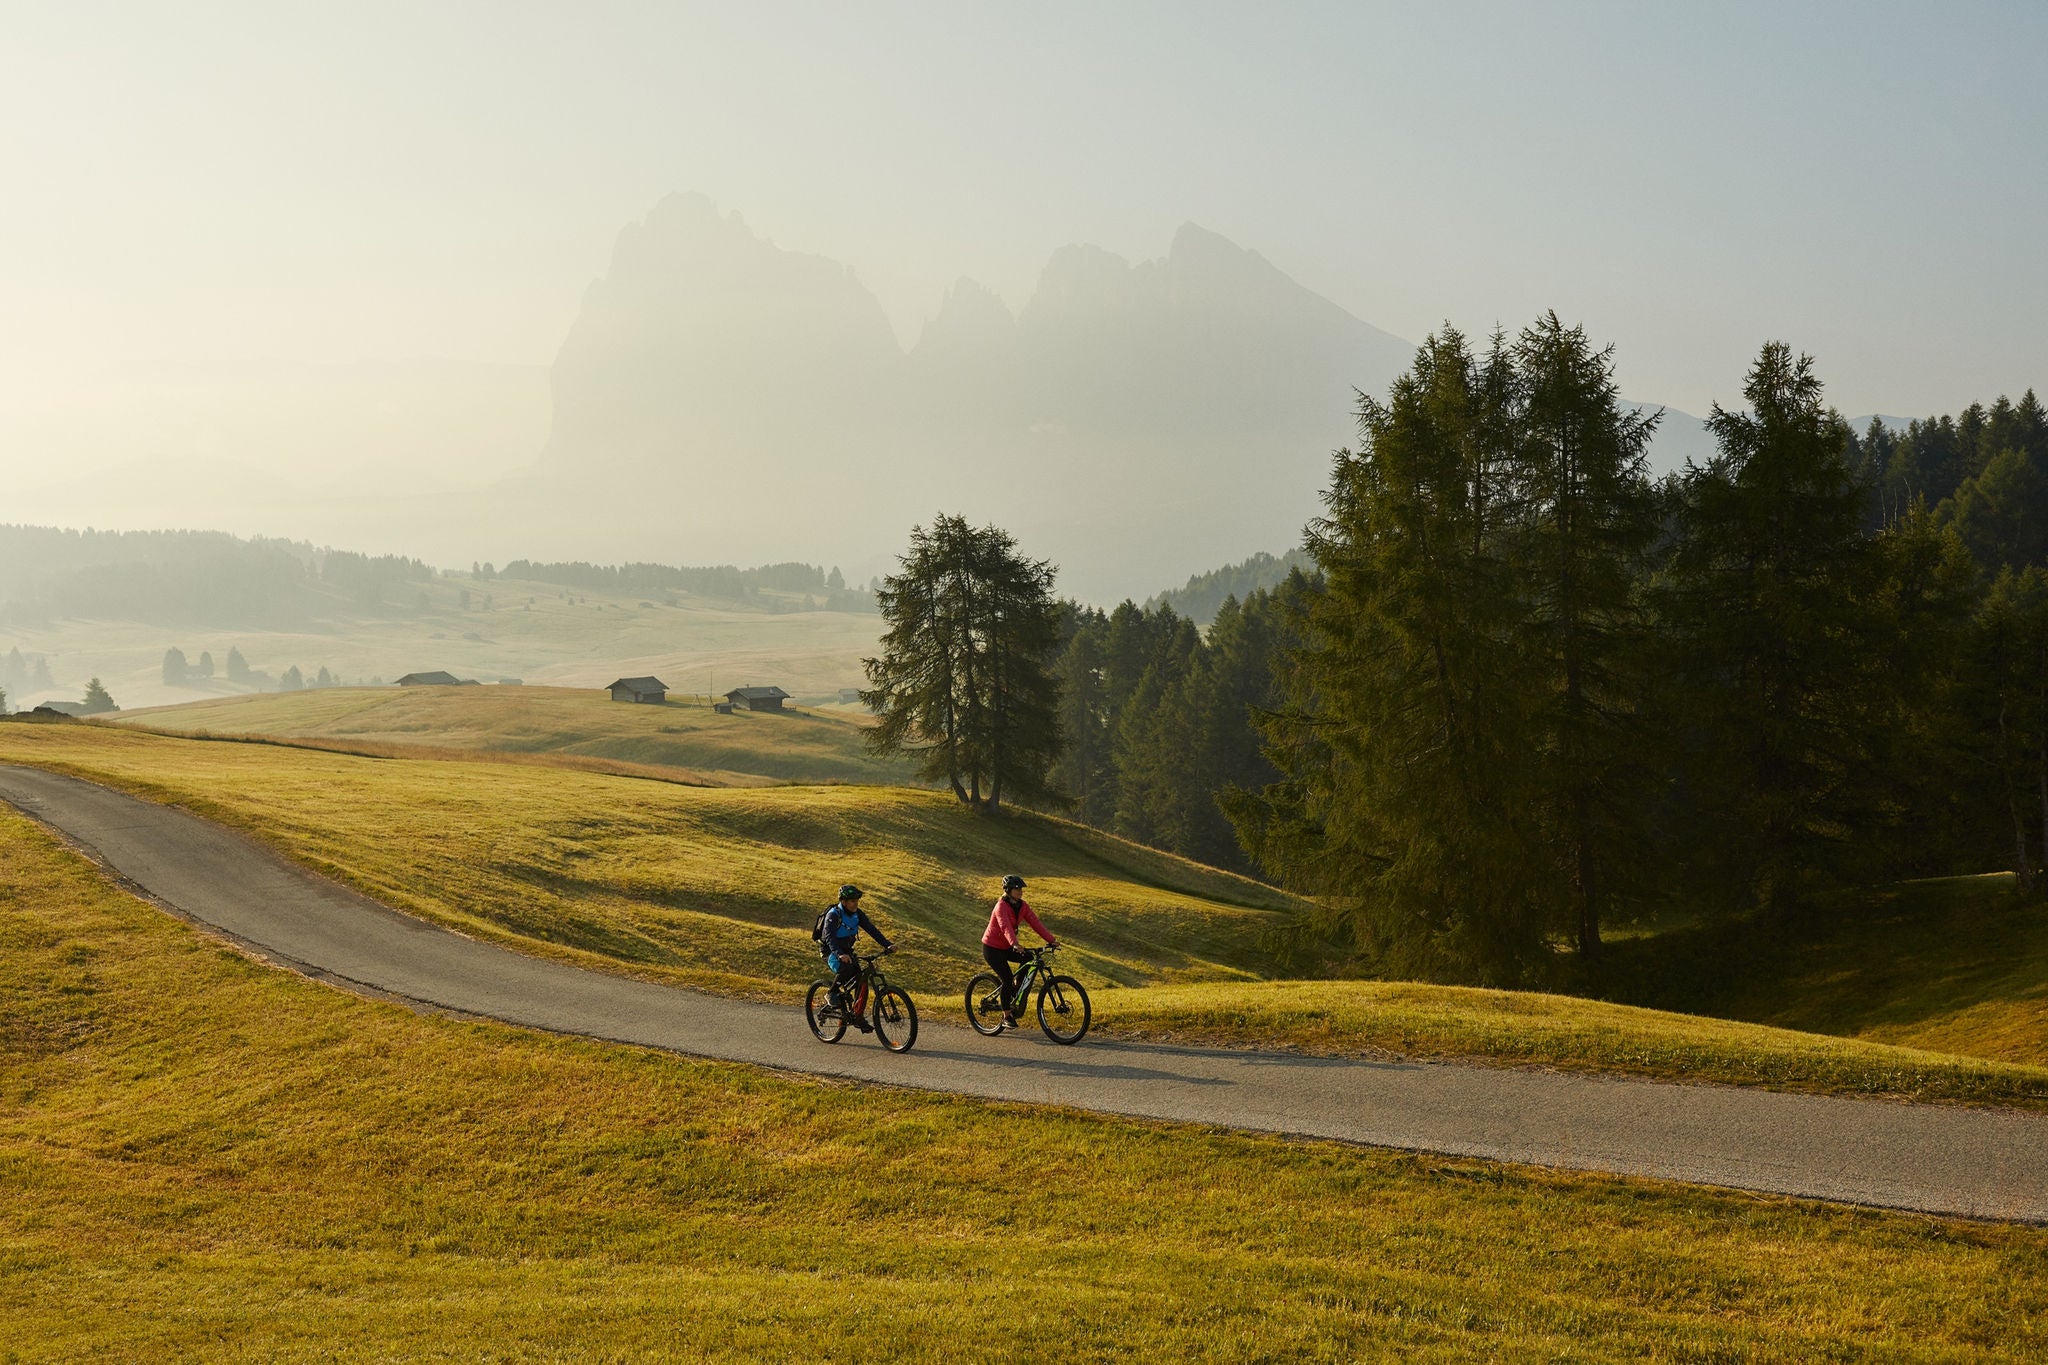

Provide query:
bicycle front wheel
left=965, top=972, right=1007, bottom=1036
left=874, top=987, right=919, bottom=1053
left=1037, top=975, right=1092, bottom=1045
left=805, top=979, right=847, bottom=1043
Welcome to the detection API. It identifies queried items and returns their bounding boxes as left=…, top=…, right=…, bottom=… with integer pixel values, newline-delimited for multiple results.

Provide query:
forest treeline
left=1143, top=548, right=1311, bottom=625
left=492, top=559, right=874, bottom=611
left=0, top=525, right=872, bottom=628
left=0, top=527, right=431, bottom=628
left=1045, top=317, right=2048, bottom=987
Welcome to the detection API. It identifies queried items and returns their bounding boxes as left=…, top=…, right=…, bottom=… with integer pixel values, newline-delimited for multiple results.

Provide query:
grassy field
left=0, top=569, right=882, bottom=713
left=5, top=808, right=2046, bottom=1362
left=1086, top=978, right=2048, bottom=1108
left=7, top=720, right=2048, bottom=1109
left=1613, top=874, right=2048, bottom=1068
left=0, top=721, right=1292, bottom=997
left=117, top=684, right=918, bottom=787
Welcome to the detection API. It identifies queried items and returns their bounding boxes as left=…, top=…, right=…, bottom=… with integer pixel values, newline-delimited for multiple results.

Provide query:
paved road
left=4, top=763, right=2045, bottom=1223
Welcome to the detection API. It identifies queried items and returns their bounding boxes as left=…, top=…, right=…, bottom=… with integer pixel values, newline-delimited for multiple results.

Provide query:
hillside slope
left=0, top=723, right=1289, bottom=995
left=118, top=685, right=913, bottom=787
left=10, top=721, right=2048, bottom=1108
left=7, top=808, right=2042, bottom=1359
left=1619, top=875, right=2048, bottom=1068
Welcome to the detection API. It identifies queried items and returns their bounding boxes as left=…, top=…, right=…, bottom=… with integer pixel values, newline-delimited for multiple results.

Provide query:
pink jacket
left=982, top=895, right=1055, bottom=950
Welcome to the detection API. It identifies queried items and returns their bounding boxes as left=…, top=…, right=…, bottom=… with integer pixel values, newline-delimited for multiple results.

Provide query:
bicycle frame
left=1004, top=946, right=1052, bottom=1009
left=835, top=951, right=893, bottom=1018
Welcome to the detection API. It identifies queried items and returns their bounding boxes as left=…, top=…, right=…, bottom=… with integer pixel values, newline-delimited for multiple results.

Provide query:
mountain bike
left=806, top=948, right=918, bottom=1053
left=966, top=944, right=1091, bottom=1045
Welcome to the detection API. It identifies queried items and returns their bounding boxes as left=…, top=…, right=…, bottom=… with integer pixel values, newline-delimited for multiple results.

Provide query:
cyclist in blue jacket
left=819, top=884, right=892, bottom=1030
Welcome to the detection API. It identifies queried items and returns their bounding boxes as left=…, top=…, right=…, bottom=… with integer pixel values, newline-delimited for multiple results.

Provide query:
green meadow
left=7, top=717, right=2047, bottom=1108
left=0, top=569, right=884, bottom=713
left=119, top=683, right=917, bottom=787
left=4, top=806, right=2045, bottom=1361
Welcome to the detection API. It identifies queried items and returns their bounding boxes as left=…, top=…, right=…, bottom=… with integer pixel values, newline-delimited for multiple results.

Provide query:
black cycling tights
left=983, top=943, right=1030, bottom=1010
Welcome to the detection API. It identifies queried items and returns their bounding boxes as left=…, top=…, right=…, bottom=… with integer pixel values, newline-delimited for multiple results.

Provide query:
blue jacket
left=821, top=902, right=890, bottom=955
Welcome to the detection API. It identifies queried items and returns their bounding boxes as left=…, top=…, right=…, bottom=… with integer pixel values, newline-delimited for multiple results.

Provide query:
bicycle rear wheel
left=1037, top=975, right=1091, bottom=1045
left=874, top=987, right=919, bottom=1053
left=805, top=979, right=848, bottom=1043
left=964, top=972, right=1007, bottom=1036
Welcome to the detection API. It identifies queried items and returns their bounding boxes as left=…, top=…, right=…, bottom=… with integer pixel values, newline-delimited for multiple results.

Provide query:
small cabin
left=712, top=701, right=734, bottom=715
left=396, top=671, right=462, bottom=687
left=608, top=676, right=668, bottom=705
left=838, top=687, right=862, bottom=705
left=725, top=685, right=790, bottom=713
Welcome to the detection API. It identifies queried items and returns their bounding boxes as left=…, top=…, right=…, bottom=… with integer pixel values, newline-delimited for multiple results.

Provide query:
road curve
left=4, top=763, right=2045, bottom=1223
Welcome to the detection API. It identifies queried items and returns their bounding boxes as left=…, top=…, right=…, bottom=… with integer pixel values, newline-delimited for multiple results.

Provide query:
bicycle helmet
left=838, top=884, right=863, bottom=901
left=1002, top=874, right=1026, bottom=892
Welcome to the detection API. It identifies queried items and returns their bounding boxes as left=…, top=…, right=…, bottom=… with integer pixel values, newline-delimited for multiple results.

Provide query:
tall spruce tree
left=1231, top=328, right=1546, bottom=982
left=1050, top=605, right=1115, bottom=825
left=862, top=514, right=1064, bottom=813
left=1971, top=567, right=2048, bottom=894
left=1508, top=313, right=1661, bottom=959
left=1659, top=343, right=1876, bottom=921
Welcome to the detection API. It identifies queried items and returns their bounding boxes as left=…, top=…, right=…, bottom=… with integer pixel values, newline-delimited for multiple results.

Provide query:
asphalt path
left=4, top=762, right=2046, bottom=1223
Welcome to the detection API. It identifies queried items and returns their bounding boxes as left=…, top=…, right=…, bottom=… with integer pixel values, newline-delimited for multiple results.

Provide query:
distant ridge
left=535, top=195, right=1419, bottom=600
left=532, top=194, right=1833, bottom=597
left=1145, top=547, right=1313, bottom=624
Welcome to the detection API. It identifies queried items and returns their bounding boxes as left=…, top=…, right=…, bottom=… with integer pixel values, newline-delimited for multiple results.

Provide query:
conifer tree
left=1232, top=328, right=1545, bottom=982
left=1507, top=313, right=1661, bottom=958
left=1970, top=568, right=2048, bottom=894
left=1050, top=606, right=1115, bottom=825
left=1659, top=343, right=1876, bottom=920
left=863, top=514, right=1063, bottom=812
left=81, top=678, right=115, bottom=713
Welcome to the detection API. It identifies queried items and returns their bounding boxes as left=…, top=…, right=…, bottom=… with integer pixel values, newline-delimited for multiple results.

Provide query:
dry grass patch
left=117, top=684, right=915, bottom=786
left=1092, top=978, right=2048, bottom=1109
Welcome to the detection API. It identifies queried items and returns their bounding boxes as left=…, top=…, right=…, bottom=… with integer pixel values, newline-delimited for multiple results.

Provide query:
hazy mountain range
left=534, top=193, right=1905, bottom=598
left=531, top=193, right=1424, bottom=598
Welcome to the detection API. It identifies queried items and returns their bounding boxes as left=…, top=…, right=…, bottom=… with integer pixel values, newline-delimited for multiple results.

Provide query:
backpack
left=812, top=903, right=837, bottom=944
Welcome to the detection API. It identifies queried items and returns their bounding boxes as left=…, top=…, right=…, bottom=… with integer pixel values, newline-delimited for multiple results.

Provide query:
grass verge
left=1090, top=978, right=2048, bottom=1109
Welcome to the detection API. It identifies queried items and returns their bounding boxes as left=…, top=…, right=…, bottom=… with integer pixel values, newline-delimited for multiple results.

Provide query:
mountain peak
left=1169, top=220, right=1255, bottom=263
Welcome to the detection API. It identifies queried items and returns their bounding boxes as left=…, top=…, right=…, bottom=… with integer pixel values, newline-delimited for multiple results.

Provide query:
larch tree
left=1230, top=328, right=1547, bottom=983
left=1659, top=342, right=1877, bottom=921
left=862, top=514, right=1064, bottom=813
left=1507, top=312, right=1661, bottom=959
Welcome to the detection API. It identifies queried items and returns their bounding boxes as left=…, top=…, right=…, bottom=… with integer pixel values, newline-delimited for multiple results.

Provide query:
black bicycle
left=966, top=944, right=1091, bottom=1044
left=806, top=948, right=918, bottom=1053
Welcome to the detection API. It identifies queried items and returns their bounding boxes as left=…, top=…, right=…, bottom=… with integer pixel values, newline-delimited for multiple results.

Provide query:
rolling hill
left=7, top=717, right=2047, bottom=1108
left=7, top=803, right=2040, bottom=1359
left=116, top=685, right=913, bottom=788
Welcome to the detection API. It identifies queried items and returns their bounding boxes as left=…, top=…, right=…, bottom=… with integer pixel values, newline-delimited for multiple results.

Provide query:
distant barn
left=838, top=688, right=862, bottom=704
left=725, top=685, right=790, bottom=713
left=396, top=671, right=462, bottom=686
left=608, top=676, right=668, bottom=704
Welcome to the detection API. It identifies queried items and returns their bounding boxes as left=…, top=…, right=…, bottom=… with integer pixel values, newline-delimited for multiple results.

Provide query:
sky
left=3, top=0, right=2045, bottom=562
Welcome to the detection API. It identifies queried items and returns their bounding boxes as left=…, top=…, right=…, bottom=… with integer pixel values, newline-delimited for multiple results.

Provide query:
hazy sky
left=4, top=1, right=2046, bottom=552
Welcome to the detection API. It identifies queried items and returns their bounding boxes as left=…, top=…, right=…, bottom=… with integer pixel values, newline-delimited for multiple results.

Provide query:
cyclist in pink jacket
left=981, top=874, right=1058, bottom=1025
